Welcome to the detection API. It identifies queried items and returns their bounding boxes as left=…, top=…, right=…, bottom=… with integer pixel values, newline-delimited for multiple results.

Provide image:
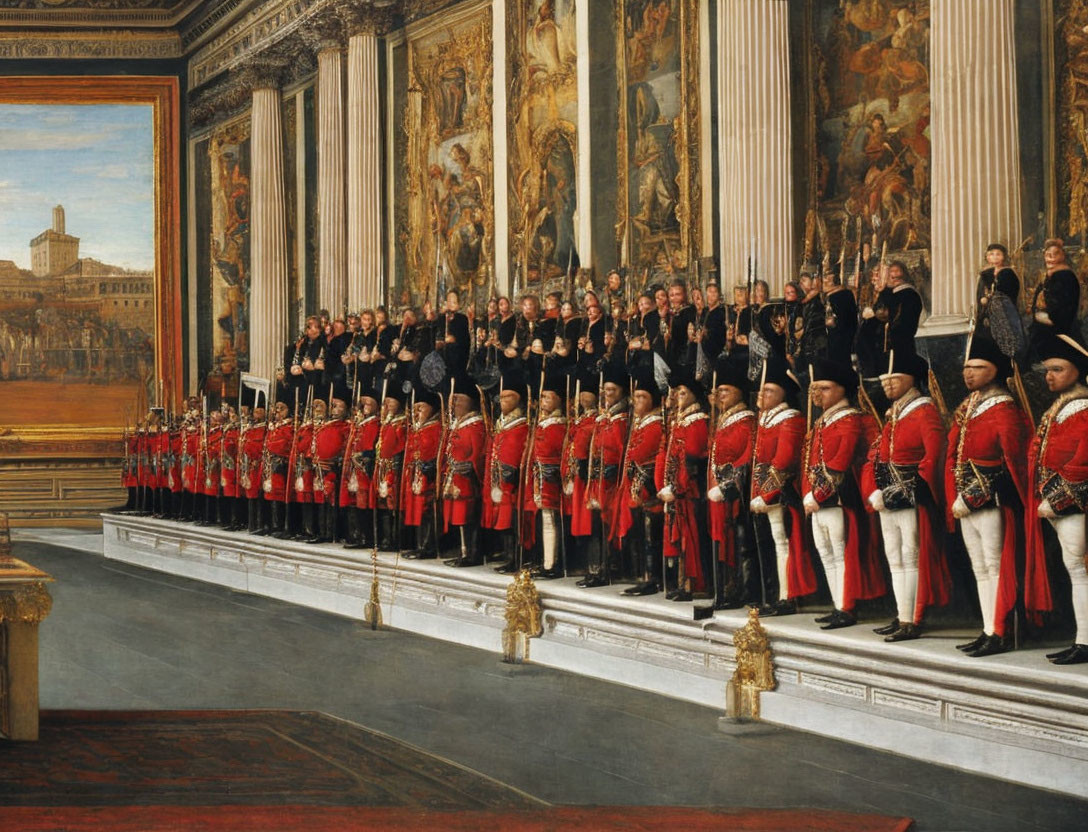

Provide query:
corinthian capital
left=337, top=0, right=398, bottom=38
left=236, top=54, right=291, bottom=93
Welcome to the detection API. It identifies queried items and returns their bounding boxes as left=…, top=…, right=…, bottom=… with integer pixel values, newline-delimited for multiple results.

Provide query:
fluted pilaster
left=250, top=84, right=289, bottom=379
left=718, top=0, right=793, bottom=292
left=928, top=0, right=1021, bottom=327
left=317, top=45, right=347, bottom=314
left=346, top=25, right=383, bottom=311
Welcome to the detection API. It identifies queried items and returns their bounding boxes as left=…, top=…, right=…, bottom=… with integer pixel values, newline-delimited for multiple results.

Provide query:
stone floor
left=14, top=529, right=1088, bottom=832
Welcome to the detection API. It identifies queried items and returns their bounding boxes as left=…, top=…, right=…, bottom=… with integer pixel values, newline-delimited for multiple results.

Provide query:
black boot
left=344, top=507, right=365, bottom=549
left=296, top=503, right=315, bottom=541
left=247, top=499, right=260, bottom=534
left=377, top=510, right=394, bottom=551
left=270, top=501, right=291, bottom=539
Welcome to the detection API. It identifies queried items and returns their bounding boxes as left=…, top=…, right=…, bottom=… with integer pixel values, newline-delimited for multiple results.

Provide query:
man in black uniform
left=436, top=289, right=471, bottom=377
left=664, top=279, right=697, bottom=371
left=823, top=270, right=858, bottom=367
left=1030, top=238, right=1081, bottom=357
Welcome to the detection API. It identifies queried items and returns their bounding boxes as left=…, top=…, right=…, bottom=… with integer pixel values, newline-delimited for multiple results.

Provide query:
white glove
left=657, top=485, right=675, bottom=503
left=490, top=486, right=504, bottom=504
left=749, top=496, right=767, bottom=514
left=295, top=476, right=305, bottom=492
left=952, top=494, right=970, bottom=519
left=1035, top=311, right=1053, bottom=325
left=1037, top=498, right=1057, bottom=519
left=707, top=485, right=724, bottom=503
left=868, top=489, right=885, bottom=512
left=803, top=492, right=819, bottom=513
left=563, top=481, right=574, bottom=496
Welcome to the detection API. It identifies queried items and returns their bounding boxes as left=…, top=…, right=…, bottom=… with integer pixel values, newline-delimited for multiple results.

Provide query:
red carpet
left=0, top=711, right=914, bottom=830
left=0, top=806, right=914, bottom=831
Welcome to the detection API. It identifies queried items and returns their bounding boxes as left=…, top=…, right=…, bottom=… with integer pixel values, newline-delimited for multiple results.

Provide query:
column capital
left=299, top=9, right=347, bottom=54
left=337, top=1, right=397, bottom=38
left=236, top=55, right=291, bottom=94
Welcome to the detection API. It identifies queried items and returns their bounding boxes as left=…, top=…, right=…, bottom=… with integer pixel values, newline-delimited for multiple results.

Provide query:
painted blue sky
left=0, top=104, right=154, bottom=271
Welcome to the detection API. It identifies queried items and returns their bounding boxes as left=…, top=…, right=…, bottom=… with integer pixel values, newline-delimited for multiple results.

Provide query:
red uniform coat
left=401, top=419, right=441, bottom=526
left=135, top=430, right=151, bottom=488
left=239, top=423, right=267, bottom=500
left=708, top=406, right=756, bottom=566
left=122, top=432, right=139, bottom=487
left=340, top=416, right=380, bottom=509
left=483, top=413, right=528, bottom=532
left=375, top=415, right=408, bottom=511
left=181, top=424, right=201, bottom=494
left=291, top=422, right=316, bottom=504
left=753, top=404, right=815, bottom=599
left=944, top=387, right=1032, bottom=638
left=262, top=420, right=294, bottom=502
left=221, top=424, right=240, bottom=498
left=167, top=429, right=183, bottom=493
left=562, top=412, right=597, bottom=536
left=586, top=405, right=629, bottom=531
left=522, top=414, right=566, bottom=545
left=443, top=413, right=487, bottom=530
left=312, top=418, right=351, bottom=504
left=611, top=411, right=664, bottom=542
left=1024, top=391, right=1088, bottom=623
left=201, top=426, right=223, bottom=497
left=802, top=403, right=886, bottom=611
left=655, top=406, right=709, bottom=590
left=860, top=393, right=950, bottom=622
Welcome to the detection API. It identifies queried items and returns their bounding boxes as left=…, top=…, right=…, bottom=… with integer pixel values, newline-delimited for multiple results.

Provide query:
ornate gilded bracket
left=726, top=607, right=776, bottom=721
left=0, top=583, right=53, bottom=625
left=502, top=569, right=542, bottom=664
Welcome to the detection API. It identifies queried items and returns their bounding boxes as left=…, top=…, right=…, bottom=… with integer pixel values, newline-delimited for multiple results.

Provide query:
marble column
left=316, top=43, right=347, bottom=316
left=717, top=0, right=793, bottom=293
left=928, top=0, right=1021, bottom=330
left=345, top=14, right=384, bottom=312
left=249, top=81, right=290, bottom=380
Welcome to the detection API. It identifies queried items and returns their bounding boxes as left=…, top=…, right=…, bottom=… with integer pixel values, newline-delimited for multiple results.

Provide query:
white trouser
left=1048, top=514, right=1088, bottom=645
left=542, top=509, right=558, bottom=570
left=811, top=507, right=847, bottom=610
left=766, top=505, right=789, bottom=600
left=879, top=508, right=920, bottom=624
left=960, top=507, right=1003, bottom=635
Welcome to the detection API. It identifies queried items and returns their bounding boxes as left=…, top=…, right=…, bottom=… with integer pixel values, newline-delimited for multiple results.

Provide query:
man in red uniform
left=375, top=387, right=409, bottom=551
left=802, top=359, right=885, bottom=630
left=861, top=350, right=950, bottom=642
left=484, top=374, right=529, bottom=570
left=564, top=376, right=598, bottom=580
left=946, top=337, right=1032, bottom=657
left=341, top=390, right=380, bottom=549
left=309, top=397, right=352, bottom=544
left=444, top=376, right=488, bottom=567
left=221, top=407, right=242, bottom=530
left=241, top=404, right=267, bottom=534
left=180, top=398, right=202, bottom=522
left=165, top=411, right=184, bottom=519
left=402, top=385, right=442, bottom=559
left=1028, top=335, right=1088, bottom=664
left=291, top=399, right=324, bottom=540
left=615, top=371, right=665, bottom=596
left=199, top=409, right=224, bottom=526
left=656, top=370, right=710, bottom=601
left=581, top=367, right=630, bottom=587
left=707, top=357, right=756, bottom=609
left=263, top=400, right=295, bottom=539
left=521, top=374, right=567, bottom=577
left=750, top=357, right=811, bottom=615
left=120, top=423, right=139, bottom=512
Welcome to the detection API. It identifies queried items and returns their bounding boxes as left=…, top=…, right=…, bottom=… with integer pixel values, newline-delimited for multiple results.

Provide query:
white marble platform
left=101, top=513, right=1088, bottom=799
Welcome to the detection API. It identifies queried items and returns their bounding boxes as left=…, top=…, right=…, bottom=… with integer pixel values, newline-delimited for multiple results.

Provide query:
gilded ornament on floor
left=728, top=607, right=775, bottom=721
left=502, top=568, right=542, bottom=664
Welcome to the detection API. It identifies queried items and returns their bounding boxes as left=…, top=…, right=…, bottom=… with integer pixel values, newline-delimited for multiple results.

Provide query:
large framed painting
left=0, top=77, right=181, bottom=458
left=616, top=0, right=701, bottom=284
left=397, top=5, right=494, bottom=305
left=508, top=0, right=579, bottom=289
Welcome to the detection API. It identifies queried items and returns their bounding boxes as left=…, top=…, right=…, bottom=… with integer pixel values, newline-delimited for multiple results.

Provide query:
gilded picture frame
left=0, top=76, right=181, bottom=459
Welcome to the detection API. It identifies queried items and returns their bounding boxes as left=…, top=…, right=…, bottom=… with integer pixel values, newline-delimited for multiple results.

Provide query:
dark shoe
left=873, top=618, right=900, bottom=636
left=253, top=526, right=271, bottom=536
left=449, top=558, right=482, bottom=568
left=885, top=623, right=921, bottom=643
left=580, top=575, right=608, bottom=588
left=344, top=541, right=367, bottom=550
left=1046, top=645, right=1077, bottom=661
left=820, top=610, right=858, bottom=630
left=402, top=549, right=424, bottom=559
left=623, top=581, right=659, bottom=596
left=669, top=589, right=693, bottom=602
left=1052, top=644, right=1088, bottom=665
left=271, top=531, right=292, bottom=540
left=305, top=536, right=327, bottom=545
left=956, top=632, right=987, bottom=652
left=966, top=634, right=1008, bottom=658
left=494, top=562, right=520, bottom=574
left=814, top=612, right=836, bottom=624
left=715, top=595, right=746, bottom=611
left=760, top=600, right=796, bottom=617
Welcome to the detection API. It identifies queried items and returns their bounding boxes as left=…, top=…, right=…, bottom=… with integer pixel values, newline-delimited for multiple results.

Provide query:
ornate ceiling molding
left=0, top=0, right=203, bottom=28
left=0, top=27, right=181, bottom=58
